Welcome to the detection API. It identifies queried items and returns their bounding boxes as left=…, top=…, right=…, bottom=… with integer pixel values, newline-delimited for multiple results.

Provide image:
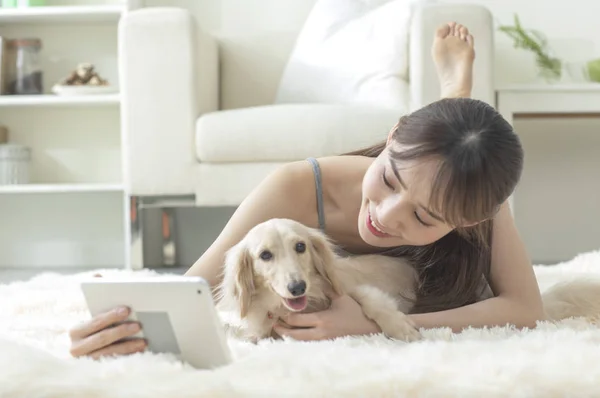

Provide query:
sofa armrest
left=119, top=7, right=218, bottom=196
left=408, top=3, right=494, bottom=110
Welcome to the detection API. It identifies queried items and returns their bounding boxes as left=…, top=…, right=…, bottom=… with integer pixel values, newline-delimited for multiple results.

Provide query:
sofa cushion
left=195, top=103, right=404, bottom=163
left=274, top=0, right=413, bottom=109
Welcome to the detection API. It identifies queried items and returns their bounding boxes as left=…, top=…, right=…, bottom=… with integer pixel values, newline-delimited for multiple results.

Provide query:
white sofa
left=118, top=1, right=494, bottom=268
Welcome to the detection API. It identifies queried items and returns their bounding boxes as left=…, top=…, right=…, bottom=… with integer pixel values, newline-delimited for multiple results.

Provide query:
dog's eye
left=259, top=250, right=273, bottom=261
left=295, top=242, right=306, bottom=253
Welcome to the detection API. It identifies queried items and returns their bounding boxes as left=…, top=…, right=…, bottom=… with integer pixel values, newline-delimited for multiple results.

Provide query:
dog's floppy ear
left=222, top=242, right=255, bottom=318
left=308, top=229, right=343, bottom=296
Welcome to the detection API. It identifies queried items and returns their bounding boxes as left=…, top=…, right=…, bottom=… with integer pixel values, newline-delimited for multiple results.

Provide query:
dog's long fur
left=216, top=218, right=420, bottom=341
left=216, top=218, right=600, bottom=342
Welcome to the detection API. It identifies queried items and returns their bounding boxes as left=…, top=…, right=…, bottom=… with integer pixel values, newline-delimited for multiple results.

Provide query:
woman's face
left=358, top=145, right=455, bottom=248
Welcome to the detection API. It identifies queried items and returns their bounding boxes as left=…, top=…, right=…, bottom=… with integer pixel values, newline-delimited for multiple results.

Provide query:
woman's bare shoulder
left=266, top=156, right=371, bottom=225
left=236, top=159, right=322, bottom=226
left=273, top=160, right=319, bottom=212
left=185, top=160, right=318, bottom=284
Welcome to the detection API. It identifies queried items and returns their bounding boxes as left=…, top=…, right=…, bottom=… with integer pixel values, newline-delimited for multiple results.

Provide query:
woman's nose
left=376, top=197, right=405, bottom=229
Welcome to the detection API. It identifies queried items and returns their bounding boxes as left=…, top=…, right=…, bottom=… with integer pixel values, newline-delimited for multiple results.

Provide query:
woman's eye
left=295, top=242, right=306, bottom=253
left=382, top=171, right=394, bottom=190
left=260, top=250, right=273, bottom=261
left=414, top=211, right=432, bottom=227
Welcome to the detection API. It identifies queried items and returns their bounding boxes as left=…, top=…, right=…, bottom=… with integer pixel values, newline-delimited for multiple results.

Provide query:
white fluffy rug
left=2, top=250, right=600, bottom=398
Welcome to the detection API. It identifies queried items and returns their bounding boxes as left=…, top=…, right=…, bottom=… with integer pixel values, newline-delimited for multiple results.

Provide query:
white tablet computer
left=80, top=276, right=233, bottom=370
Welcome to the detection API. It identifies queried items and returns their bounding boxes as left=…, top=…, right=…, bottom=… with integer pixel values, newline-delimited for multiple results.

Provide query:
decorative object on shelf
left=498, top=14, right=562, bottom=83
left=7, top=38, right=43, bottom=95
left=52, top=62, right=118, bottom=96
left=0, top=143, right=30, bottom=185
left=586, top=58, right=600, bottom=83
left=1, top=0, right=45, bottom=7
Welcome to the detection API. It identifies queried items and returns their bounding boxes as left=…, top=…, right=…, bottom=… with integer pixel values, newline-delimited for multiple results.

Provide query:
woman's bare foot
left=431, top=22, right=475, bottom=99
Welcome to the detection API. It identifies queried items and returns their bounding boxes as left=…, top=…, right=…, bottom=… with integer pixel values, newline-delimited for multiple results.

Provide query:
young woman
left=69, top=22, right=545, bottom=359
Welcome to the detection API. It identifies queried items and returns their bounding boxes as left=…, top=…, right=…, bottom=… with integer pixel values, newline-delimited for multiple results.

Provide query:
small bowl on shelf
left=51, top=84, right=118, bottom=96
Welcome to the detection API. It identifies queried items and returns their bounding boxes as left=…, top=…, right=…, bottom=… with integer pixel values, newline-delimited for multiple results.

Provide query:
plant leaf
left=529, top=29, right=548, bottom=48
left=497, top=12, right=563, bottom=75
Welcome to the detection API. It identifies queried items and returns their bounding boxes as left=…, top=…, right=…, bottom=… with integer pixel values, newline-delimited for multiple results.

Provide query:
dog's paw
left=379, top=313, right=422, bottom=342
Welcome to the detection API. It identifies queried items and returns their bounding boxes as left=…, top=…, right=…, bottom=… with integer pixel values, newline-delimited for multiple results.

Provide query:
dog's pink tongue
left=286, top=296, right=307, bottom=311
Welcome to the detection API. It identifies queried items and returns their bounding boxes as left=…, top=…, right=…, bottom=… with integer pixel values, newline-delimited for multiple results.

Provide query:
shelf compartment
left=0, top=183, right=124, bottom=194
left=0, top=5, right=125, bottom=24
left=0, top=94, right=120, bottom=107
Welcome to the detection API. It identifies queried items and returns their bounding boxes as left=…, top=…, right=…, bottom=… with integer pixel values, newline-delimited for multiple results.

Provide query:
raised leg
left=350, top=285, right=421, bottom=342
left=432, top=22, right=475, bottom=100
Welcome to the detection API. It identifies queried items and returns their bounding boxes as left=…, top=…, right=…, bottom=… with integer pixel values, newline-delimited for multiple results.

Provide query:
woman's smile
left=366, top=206, right=399, bottom=239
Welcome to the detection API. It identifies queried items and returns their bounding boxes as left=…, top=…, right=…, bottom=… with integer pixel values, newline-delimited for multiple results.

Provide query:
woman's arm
left=185, top=161, right=315, bottom=289
left=408, top=201, right=546, bottom=331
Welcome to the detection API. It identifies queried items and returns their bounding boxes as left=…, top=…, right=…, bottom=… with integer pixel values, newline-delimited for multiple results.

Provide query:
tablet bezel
left=80, top=276, right=233, bottom=369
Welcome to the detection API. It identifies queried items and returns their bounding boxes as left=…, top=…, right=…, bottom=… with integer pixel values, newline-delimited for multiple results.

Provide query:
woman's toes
left=436, top=23, right=451, bottom=38
left=467, top=34, right=474, bottom=47
left=447, top=21, right=456, bottom=35
left=460, top=26, right=469, bottom=40
left=453, top=23, right=463, bottom=37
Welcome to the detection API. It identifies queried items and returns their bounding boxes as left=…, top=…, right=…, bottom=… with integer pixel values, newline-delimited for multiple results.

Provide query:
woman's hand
left=273, top=294, right=381, bottom=341
left=68, top=306, right=147, bottom=359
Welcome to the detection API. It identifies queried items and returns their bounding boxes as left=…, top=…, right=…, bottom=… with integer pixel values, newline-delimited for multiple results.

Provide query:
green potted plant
left=498, top=14, right=562, bottom=83
left=586, top=58, right=600, bottom=82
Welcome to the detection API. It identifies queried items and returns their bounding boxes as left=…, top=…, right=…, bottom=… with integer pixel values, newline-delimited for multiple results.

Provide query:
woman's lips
left=367, top=210, right=391, bottom=238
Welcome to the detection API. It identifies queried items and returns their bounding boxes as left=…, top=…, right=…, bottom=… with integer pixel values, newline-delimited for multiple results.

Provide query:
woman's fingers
left=68, top=301, right=147, bottom=359
left=70, top=321, right=141, bottom=357
left=88, top=339, right=147, bottom=360
left=273, top=312, right=330, bottom=341
left=281, top=312, right=322, bottom=327
left=69, top=306, right=131, bottom=340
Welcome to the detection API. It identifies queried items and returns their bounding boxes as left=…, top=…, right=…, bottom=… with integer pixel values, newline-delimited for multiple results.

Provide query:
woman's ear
left=308, top=229, right=344, bottom=296
left=387, top=121, right=401, bottom=146
left=221, top=242, right=255, bottom=318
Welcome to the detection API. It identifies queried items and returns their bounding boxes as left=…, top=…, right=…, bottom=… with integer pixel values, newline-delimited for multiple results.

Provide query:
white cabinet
left=0, top=1, right=137, bottom=268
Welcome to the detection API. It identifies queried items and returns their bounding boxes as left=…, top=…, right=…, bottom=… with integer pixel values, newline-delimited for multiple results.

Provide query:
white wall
left=514, top=118, right=600, bottom=263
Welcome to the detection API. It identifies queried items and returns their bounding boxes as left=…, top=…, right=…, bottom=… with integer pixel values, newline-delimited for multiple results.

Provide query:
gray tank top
left=305, top=157, right=379, bottom=258
left=306, top=157, right=326, bottom=231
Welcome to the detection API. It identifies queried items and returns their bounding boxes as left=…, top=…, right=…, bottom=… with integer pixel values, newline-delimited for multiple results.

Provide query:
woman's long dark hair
left=344, top=98, right=523, bottom=314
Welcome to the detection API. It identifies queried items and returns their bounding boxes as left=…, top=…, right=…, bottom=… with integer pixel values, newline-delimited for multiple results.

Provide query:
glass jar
left=0, top=144, right=31, bottom=185
left=8, top=38, right=43, bottom=95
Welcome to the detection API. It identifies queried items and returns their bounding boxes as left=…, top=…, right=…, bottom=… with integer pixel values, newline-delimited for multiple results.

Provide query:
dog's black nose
left=287, top=280, right=306, bottom=297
